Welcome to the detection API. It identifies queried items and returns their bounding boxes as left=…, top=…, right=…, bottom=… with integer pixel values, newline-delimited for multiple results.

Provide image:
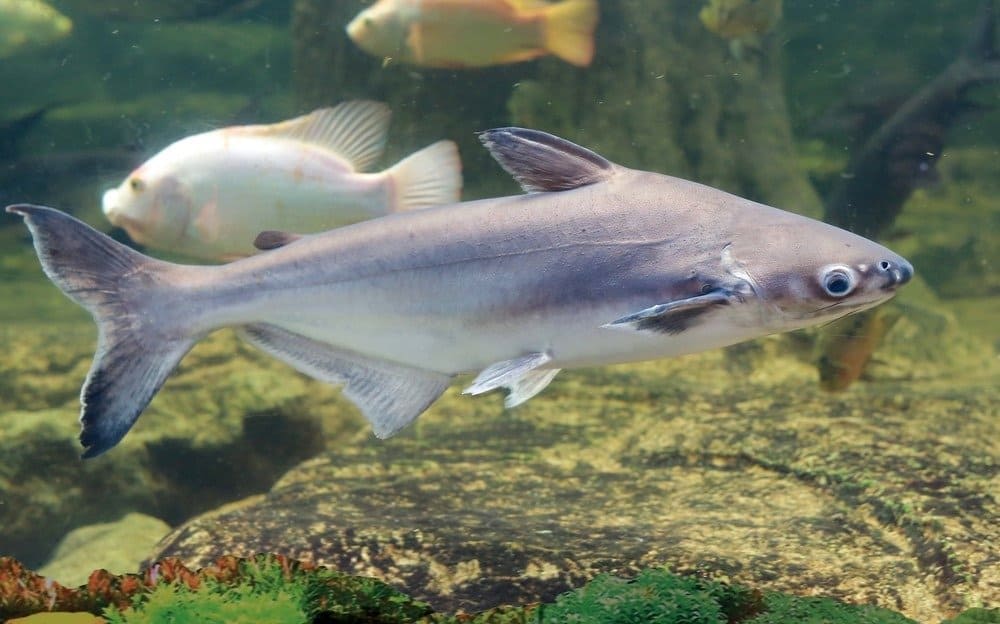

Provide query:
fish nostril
left=880, top=259, right=913, bottom=286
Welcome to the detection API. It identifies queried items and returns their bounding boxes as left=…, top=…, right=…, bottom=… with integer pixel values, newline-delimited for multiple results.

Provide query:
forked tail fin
left=7, top=204, right=200, bottom=458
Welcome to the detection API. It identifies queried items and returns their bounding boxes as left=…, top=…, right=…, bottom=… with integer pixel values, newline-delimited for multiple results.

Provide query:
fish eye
left=129, top=178, right=145, bottom=193
left=820, top=266, right=856, bottom=298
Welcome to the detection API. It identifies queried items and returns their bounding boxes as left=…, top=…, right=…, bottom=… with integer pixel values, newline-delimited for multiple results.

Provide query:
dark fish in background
left=823, top=0, right=1000, bottom=240
left=54, top=0, right=267, bottom=22
left=0, top=103, right=143, bottom=214
left=0, top=148, right=142, bottom=211
left=816, top=0, right=999, bottom=390
left=810, top=76, right=914, bottom=150
left=0, top=104, right=57, bottom=161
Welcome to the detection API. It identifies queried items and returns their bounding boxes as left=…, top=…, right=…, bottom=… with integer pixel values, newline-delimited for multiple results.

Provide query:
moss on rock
left=8, top=555, right=985, bottom=623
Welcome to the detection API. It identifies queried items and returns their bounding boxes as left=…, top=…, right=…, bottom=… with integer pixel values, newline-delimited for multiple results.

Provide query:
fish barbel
left=8, top=128, right=912, bottom=458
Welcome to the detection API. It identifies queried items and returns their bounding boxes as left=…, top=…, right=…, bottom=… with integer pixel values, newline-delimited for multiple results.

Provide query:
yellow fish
left=699, top=0, right=782, bottom=40
left=0, top=0, right=72, bottom=58
left=346, top=0, right=599, bottom=69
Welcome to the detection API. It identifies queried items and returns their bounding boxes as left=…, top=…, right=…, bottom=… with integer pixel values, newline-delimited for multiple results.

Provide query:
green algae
left=90, top=563, right=952, bottom=624
left=100, top=557, right=433, bottom=624
left=4, top=552, right=994, bottom=623
left=103, top=582, right=308, bottom=624
left=531, top=569, right=760, bottom=624
left=942, top=609, right=1000, bottom=624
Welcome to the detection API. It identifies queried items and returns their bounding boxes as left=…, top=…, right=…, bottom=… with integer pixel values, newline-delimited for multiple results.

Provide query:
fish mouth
left=878, top=259, right=914, bottom=290
left=101, top=188, right=121, bottom=222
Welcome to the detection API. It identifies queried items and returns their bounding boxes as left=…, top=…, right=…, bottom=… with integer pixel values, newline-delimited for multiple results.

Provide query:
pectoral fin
left=463, top=351, right=560, bottom=406
left=504, top=368, right=561, bottom=408
left=603, top=290, right=734, bottom=335
left=239, top=324, right=451, bottom=438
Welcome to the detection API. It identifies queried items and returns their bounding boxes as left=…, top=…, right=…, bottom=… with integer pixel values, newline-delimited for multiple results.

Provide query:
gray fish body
left=8, top=128, right=912, bottom=457
left=197, top=169, right=893, bottom=370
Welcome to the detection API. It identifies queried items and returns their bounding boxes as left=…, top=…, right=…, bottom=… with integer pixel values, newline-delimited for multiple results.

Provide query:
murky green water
left=0, top=1, right=996, bottom=621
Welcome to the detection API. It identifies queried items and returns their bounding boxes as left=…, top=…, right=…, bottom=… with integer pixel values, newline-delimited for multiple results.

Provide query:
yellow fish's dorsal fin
left=233, top=100, right=392, bottom=172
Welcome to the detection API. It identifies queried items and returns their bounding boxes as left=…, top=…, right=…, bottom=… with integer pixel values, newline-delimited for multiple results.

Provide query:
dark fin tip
left=477, top=127, right=614, bottom=193
left=77, top=332, right=195, bottom=459
left=7, top=203, right=43, bottom=216
left=253, top=230, right=302, bottom=251
left=636, top=306, right=719, bottom=335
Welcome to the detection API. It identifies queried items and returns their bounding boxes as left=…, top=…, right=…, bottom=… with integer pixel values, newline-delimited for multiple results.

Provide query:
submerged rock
left=38, top=513, right=172, bottom=588
left=148, top=327, right=1000, bottom=622
left=0, top=326, right=363, bottom=568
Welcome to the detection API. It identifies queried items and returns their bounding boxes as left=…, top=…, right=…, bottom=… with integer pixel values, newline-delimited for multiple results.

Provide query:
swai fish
left=0, top=0, right=72, bottom=58
left=102, top=100, right=462, bottom=261
left=8, top=128, right=913, bottom=458
left=346, top=0, right=599, bottom=69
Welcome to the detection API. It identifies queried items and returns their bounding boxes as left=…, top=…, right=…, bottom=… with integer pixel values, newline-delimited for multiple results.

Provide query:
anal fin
left=239, top=324, right=451, bottom=438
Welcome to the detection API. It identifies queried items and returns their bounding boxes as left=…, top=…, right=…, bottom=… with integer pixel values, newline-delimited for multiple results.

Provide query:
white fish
left=102, top=100, right=462, bottom=261
left=9, top=128, right=912, bottom=458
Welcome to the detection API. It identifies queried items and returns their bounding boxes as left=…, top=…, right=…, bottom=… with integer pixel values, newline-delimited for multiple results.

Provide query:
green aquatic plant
left=750, top=592, right=917, bottom=624
left=6, top=554, right=982, bottom=623
left=941, top=609, right=1000, bottom=624
left=102, top=581, right=307, bottom=624
left=101, top=558, right=312, bottom=624
left=533, top=568, right=762, bottom=624
left=99, top=555, right=433, bottom=624
left=531, top=568, right=923, bottom=624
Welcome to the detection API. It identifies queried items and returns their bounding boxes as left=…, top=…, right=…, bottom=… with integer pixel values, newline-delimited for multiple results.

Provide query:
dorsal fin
left=254, top=230, right=302, bottom=250
left=231, top=100, right=391, bottom=172
left=478, top=127, right=615, bottom=193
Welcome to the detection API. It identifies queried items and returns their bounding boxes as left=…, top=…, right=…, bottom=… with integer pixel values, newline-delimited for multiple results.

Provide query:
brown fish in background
left=817, top=305, right=902, bottom=392
left=346, top=0, right=599, bottom=69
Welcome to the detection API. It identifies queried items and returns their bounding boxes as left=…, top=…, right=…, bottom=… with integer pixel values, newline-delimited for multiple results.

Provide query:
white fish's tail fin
left=543, top=0, right=599, bottom=67
left=386, top=140, right=463, bottom=212
left=6, top=204, right=201, bottom=458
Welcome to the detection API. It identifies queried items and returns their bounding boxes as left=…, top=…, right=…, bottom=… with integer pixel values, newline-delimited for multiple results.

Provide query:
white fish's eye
left=820, top=265, right=856, bottom=298
left=130, top=177, right=145, bottom=193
